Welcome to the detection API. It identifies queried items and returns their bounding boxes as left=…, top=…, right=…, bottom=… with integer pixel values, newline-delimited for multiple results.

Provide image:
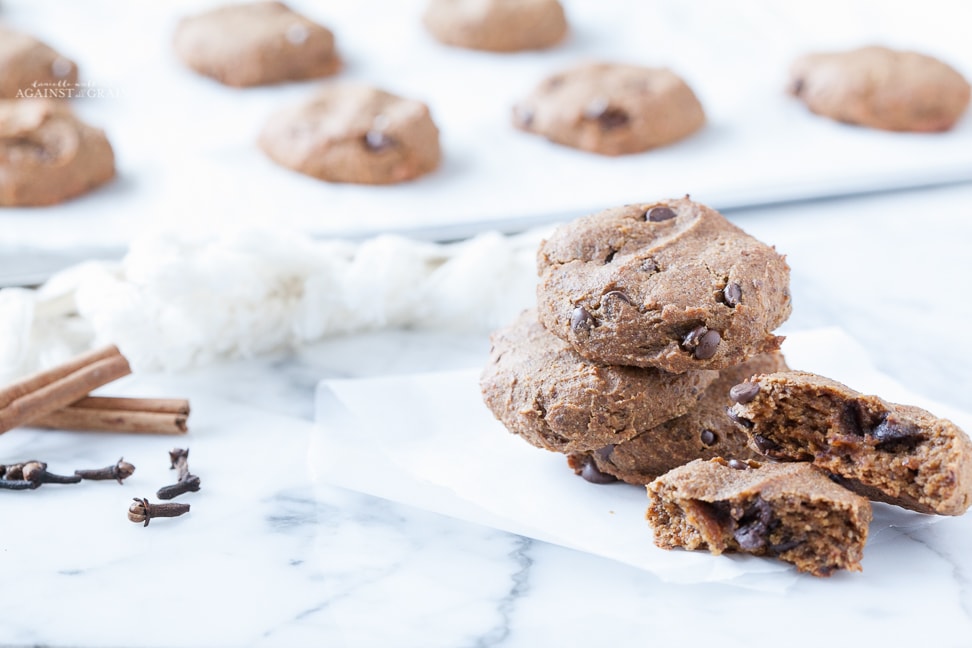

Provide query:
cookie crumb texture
left=423, top=0, right=567, bottom=52
left=728, top=371, right=972, bottom=516
left=789, top=45, right=971, bottom=132
left=0, top=100, right=115, bottom=206
left=567, top=350, right=788, bottom=484
left=480, top=310, right=718, bottom=453
left=173, top=1, right=341, bottom=87
left=514, top=62, right=705, bottom=155
left=647, top=458, right=872, bottom=577
left=259, top=83, right=441, bottom=185
left=0, top=26, right=79, bottom=99
left=536, top=197, right=791, bottom=373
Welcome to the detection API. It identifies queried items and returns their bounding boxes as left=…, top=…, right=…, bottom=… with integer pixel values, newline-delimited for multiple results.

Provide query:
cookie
left=647, top=457, right=872, bottom=577
left=727, top=371, right=972, bottom=516
left=788, top=45, right=971, bottom=132
left=0, top=26, right=78, bottom=99
left=173, top=1, right=341, bottom=87
left=536, top=197, right=792, bottom=373
left=423, top=0, right=567, bottom=52
left=512, top=62, right=705, bottom=155
left=480, top=310, right=719, bottom=454
left=0, top=99, right=115, bottom=206
left=259, top=82, right=441, bottom=185
left=568, top=350, right=789, bottom=485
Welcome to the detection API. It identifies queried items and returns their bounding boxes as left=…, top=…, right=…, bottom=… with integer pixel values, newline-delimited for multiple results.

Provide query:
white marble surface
left=2, top=183, right=972, bottom=646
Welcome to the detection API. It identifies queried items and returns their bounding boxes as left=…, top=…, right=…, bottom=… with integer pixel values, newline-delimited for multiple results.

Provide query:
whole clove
left=0, top=460, right=81, bottom=487
left=156, top=447, right=200, bottom=500
left=128, top=497, right=190, bottom=527
left=75, top=458, right=136, bottom=484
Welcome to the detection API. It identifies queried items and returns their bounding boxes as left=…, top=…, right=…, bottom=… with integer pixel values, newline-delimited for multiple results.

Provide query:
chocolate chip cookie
left=423, top=0, right=567, bottom=52
left=0, top=27, right=78, bottom=99
left=647, top=457, right=872, bottom=577
left=0, top=99, right=115, bottom=206
left=259, top=82, right=441, bottom=185
left=173, top=1, right=341, bottom=87
left=536, top=197, right=792, bottom=373
left=568, top=350, right=788, bottom=485
left=727, top=371, right=972, bottom=516
left=480, top=310, right=719, bottom=454
left=513, top=62, right=705, bottom=155
left=788, top=45, right=971, bottom=132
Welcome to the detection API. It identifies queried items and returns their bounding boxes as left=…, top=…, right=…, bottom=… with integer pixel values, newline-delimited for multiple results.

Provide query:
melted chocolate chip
left=700, top=429, right=716, bottom=446
left=583, top=99, right=629, bottom=130
left=723, top=282, right=742, bottom=307
left=752, top=434, right=780, bottom=454
left=570, top=306, right=595, bottom=334
left=579, top=457, right=618, bottom=484
left=870, top=414, right=924, bottom=449
left=840, top=401, right=866, bottom=436
left=645, top=206, right=677, bottom=222
left=733, top=497, right=772, bottom=551
left=728, top=459, right=748, bottom=470
left=729, top=381, right=760, bottom=404
left=364, top=130, right=395, bottom=152
left=726, top=407, right=754, bottom=429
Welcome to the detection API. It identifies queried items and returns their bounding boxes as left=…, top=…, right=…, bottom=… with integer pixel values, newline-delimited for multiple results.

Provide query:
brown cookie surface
left=0, top=100, right=115, bottom=206
left=568, top=350, right=788, bottom=485
left=513, top=62, right=705, bottom=155
left=0, top=27, right=79, bottom=99
left=173, top=1, right=341, bottom=87
left=788, top=45, right=971, bottom=132
left=727, top=370, right=972, bottom=516
left=423, top=0, right=567, bottom=52
left=647, top=457, right=872, bottom=577
left=259, top=82, right=441, bottom=185
left=480, top=310, right=718, bottom=454
left=536, top=197, right=792, bottom=373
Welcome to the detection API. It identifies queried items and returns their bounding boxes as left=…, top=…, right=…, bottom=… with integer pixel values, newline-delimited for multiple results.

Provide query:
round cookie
left=536, top=197, right=792, bottom=373
left=173, top=1, right=341, bottom=88
left=568, top=350, right=788, bottom=485
left=788, top=45, right=971, bottom=132
left=480, top=309, right=719, bottom=454
left=423, top=0, right=567, bottom=52
left=0, top=27, right=79, bottom=99
left=259, top=82, right=441, bottom=185
left=512, top=62, right=705, bottom=156
left=0, top=99, right=115, bottom=206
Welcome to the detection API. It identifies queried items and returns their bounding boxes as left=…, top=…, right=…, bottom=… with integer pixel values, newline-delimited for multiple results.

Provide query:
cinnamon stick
left=0, top=346, right=132, bottom=434
left=33, top=399, right=189, bottom=435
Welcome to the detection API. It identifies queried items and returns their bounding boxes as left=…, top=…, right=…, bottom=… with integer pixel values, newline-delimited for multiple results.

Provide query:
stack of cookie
left=480, top=195, right=793, bottom=485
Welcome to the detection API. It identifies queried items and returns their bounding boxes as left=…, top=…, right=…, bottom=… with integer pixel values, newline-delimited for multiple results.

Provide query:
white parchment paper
left=311, top=328, right=972, bottom=588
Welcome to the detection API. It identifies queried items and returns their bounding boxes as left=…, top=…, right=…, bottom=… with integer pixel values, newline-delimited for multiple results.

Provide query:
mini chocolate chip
left=580, top=458, right=618, bottom=484
left=752, top=434, right=780, bottom=454
left=364, top=130, right=395, bottom=152
left=726, top=407, right=754, bottom=429
left=700, top=429, right=716, bottom=446
left=570, top=306, right=595, bottom=334
left=723, top=282, right=742, bottom=307
left=694, top=329, right=721, bottom=359
left=729, top=381, right=760, bottom=404
left=645, top=206, right=677, bottom=222
left=728, top=459, right=748, bottom=470
left=583, top=99, right=629, bottom=130
left=640, top=258, right=658, bottom=272
left=871, top=415, right=923, bottom=445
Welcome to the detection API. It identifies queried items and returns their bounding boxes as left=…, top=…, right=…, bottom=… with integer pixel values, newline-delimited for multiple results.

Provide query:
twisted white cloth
left=0, top=227, right=543, bottom=379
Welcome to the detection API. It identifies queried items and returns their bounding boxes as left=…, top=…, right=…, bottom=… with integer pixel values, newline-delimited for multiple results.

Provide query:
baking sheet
left=311, top=327, right=972, bottom=588
left=1, top=0, right=971, bottom=251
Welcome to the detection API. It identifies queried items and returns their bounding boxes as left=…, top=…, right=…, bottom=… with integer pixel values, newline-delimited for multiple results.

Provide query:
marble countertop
left=2, top=182, right=972, bottom=647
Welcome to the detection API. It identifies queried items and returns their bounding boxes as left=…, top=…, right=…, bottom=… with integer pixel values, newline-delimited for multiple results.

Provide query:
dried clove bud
left=75, top=458, right=135, bottom=484
left=157, top=447, right=200, bottom=500
left=128, top=497, right=190, bottom=527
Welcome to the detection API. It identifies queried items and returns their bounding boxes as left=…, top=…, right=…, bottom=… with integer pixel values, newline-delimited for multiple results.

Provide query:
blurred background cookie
left=788, top=45, right=971, bottom=132
left=173, top=1, right=341, bottom=87
left=0, top=26, right=78, bottom=99
left=259, top=82, right=441, bottom=185
left=423, top=0, right=567, bottom=52
left=0, top=99, right=114, bottom=206
left=513, top=61, right=705, bottom=155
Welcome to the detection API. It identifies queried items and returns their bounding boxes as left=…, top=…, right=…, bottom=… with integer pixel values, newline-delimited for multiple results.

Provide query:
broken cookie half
left=727, top=371, right=972, bottom=516
left=647, top=457, right=871, bottom=577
